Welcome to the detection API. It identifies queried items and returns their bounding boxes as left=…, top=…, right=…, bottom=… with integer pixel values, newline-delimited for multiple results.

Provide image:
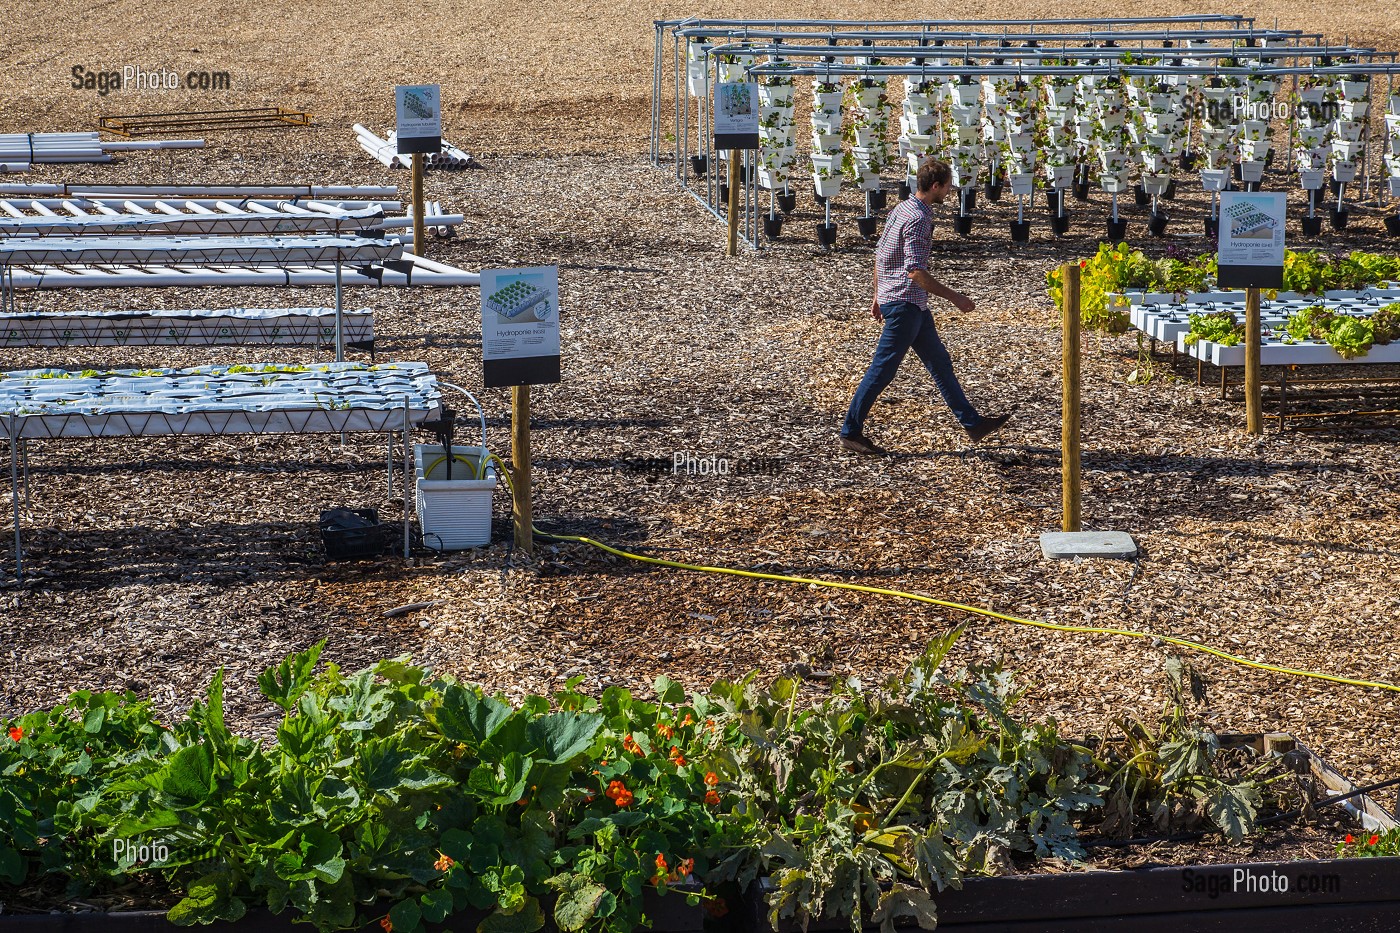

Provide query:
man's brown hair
left=916, top=157, right=951, bottom=193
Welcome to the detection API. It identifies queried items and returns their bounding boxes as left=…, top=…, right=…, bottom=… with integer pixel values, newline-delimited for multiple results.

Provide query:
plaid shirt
left=874, top=196, right=934, bottom=307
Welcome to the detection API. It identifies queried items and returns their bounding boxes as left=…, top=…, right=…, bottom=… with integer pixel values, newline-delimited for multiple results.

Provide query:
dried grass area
left=2, top=3, right=1400, bottom=850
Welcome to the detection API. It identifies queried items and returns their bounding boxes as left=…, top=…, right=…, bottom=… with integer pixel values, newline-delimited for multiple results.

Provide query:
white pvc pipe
left=0, top=184, right=400, bottom=198
left=7, top=259, right=480, bottom=288
left=98, top=139, right=205, bottom=151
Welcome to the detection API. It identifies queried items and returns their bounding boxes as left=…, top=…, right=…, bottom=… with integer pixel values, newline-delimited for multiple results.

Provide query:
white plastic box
left=414, top=444, right=496, bottom=550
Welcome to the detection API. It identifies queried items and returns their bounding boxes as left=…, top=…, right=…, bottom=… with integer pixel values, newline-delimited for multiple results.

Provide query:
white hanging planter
left=811, top=152, right=841, bottom=174
left=1099, top=169, right=1132, bottom=193
left=1144, top=111, right=1182, bottom=134
left=1340, top=100, right=1369, bottom=121
left=1339, top=79, right=1371, bottom=101
left=756, top=167, right=787, bottom=190
left=1390, top=93, right=1400, bottom=115
left=811, top=130, right=842, bottom=151
left=1238, top=138, right=1269, bottom=162
left=758, top=84, right=793, bottom=108
left=904, top=92, right=936, bottom=114
left=811, top=114, right=841, bottom=135
left=1146, top=92, right=1175, bottom=112
left=1045, top=84, right=1077, bottom=108
left=1331, top=138, right=1365, bottom=160
left=1296, top=148, right=1327, bottom=171
left=853, top=84, right=883, bottom=110
left=1095, top=109, right=1126, bottom=131
left=851, top=126, right=882, bottom=148
left=1200, top=168, right=1229, bottom=192
left=1200, top=127, right=1235, bottom=150
left=951, top=163, right=981, bottom=188
left=1386, top=113, right=1400, bottom=137
left=951, top=123, right=981, bottom=145
left=1045, top=163, right=1077, bottom=187
left=1141, top=173, right=1171, bottom=196
left=1007, top=132, right=1035, bottom=153
left=687, top=68, right=710, bottom=98
left=1296, top=87, right=1327, bottom=107
left=905, top=111, right=938, bottom=134
left=1008, top=172, right=1035, bottom=197
left=950, top=84, right=981, bottom=108
left=1146, top=132, right=1182, bottom=156
left=717, top=63, right=746, bottom=83
left=1075, top=118, right=1095, bottom=141
left=1391, top=136, right=1400, bottom=157
left=1239, top=159, right=1266, bottom=183
left=905, top=131, right=936, bottom=153
left=1099, top=149, right=1129, bottom=171
left=1296, top=169, right=1325, bottom=191
left=812, top=91, right=843, bottom=119
left=946, top=105, right=979, bottom=128
left=1203, top=148, right=1233, bottom=170
left=1296, top=125, right=1330, bottom=147
left=813, top=173, right=843, bottom=198
left=1332, top=159, right=1358, bottom=183
left=1140, top=151, right=1172, bottom=173
left=853, top=167, right=882, bottom=191
left=1240, top=120, right=1270, bottom=142
left=1333, top=120, right=1364, bottom=142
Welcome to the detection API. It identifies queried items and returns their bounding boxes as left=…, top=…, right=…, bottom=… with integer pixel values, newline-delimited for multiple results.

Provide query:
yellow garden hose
left=478, top=453, right=1400, bottom=694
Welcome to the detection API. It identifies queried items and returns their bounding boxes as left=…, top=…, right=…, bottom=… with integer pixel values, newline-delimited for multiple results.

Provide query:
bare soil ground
left=2, top=0, right=1400, bottom=867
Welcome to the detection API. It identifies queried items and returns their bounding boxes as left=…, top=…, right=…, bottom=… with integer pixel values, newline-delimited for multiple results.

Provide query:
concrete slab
left=1040, top=530, right=1139, bottom=560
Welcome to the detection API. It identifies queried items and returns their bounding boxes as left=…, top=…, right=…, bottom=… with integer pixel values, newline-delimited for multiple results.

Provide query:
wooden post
left=1061, top=263, right=1082, bottom=533
left=411, top=152, right=426, bottom=258
left=511, top=384, right=533, bottom=554
left=1245, top=285, right=1262, bottom=435
left=725, top=149, right=740, bottom=256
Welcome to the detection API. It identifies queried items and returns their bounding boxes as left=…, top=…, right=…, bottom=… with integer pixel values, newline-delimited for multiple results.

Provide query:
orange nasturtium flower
left=681, top=713, right=694, bottom=727
left=1369, top=835, right=1380, bottom=846
left=1346, top=834, right=1355, bottom=844
left=669, top=746, right=686, bottom=766
left=656, top=853, right=669, bottom=872
left=705, top=789, right=721, bottom=806
left=704, top=771, right=719, bottom=786
left=434, top=853, right=455, bottom=872
left=7, top=726, right=21, bottom=742
left=606, top=780, right=634, bottom=807
left=380, top=919, right=393, bottom=933
left=656, top=722, right=676, bottom=739
left=623, top=734, right=642, bottom=755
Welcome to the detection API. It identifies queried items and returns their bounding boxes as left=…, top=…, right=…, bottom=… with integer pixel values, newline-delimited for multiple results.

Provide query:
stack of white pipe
left=352, top=125, right=474, bottom=170
left=0, top=133, right=205, bottom=166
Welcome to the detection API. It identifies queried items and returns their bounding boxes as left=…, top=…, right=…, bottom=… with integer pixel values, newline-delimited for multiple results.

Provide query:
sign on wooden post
left=481, top=266, right=561, bottom=553
left=1217, top=191, right=1285, bottom=435
left=713, top=80, right=757, bottom=256
left=396, top=85, right=440, bottom=260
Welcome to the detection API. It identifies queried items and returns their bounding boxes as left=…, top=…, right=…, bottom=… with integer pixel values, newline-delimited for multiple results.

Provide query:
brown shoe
left=966, top=412, right=1012, bottom=444
left=839, top=432, right=887, bottom=455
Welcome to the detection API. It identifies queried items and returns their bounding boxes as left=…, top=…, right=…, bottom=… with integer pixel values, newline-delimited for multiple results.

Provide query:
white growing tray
left=0, top=307, right=374, bottom=348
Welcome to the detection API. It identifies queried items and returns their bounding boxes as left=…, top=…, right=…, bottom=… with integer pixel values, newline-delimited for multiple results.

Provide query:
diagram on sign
left=485, top=272, right=554, bottom=324
left=1224, top=201, right=1279, bottom=241
left=719, top=82, right=753, bottom=117
left=400, top=89, right=437, bottom=121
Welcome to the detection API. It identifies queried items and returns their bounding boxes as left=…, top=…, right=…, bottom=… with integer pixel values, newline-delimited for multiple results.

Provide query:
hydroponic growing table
left=0, top=362, right=444, bottom=578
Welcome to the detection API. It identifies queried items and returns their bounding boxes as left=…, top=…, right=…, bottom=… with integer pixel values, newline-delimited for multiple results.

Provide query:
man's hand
left=947, top=291, right=974, bottom=313
left=870, top=298, right=884, bottom=321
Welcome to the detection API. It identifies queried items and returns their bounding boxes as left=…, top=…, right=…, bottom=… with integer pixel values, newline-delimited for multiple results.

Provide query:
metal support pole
left=403, top=398, right=412, bottom=559
left=726, top=149, right=741, bottom=255
left=386, top=432, right=395, bottom=499
left=9, top=416, right=22, bottom=583
left=1245, top=285, right=1263, bottom=434
left=334, top=255, right=344, bottom=363
left=1060, top=262, right=1082, bottom=532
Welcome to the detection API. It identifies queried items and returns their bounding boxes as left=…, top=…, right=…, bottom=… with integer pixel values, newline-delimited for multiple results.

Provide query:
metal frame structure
left=651, top=17, right=1400, bottom=248
left=99, top=107, right=312, bottom=137
left=2, top=362, right=443, bottom=578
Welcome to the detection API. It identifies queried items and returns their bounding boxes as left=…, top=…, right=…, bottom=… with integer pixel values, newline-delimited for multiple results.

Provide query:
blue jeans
left=842, top=300, right=980, bottom=437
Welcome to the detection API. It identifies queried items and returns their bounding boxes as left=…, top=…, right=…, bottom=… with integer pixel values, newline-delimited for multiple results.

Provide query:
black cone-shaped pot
left=1106, top=218, right=1128, bottom=241
left=1045, top=190, right=1064, bottom=215
left=763, top=212, right=783, bottom=240
left=1330, top=207, right=1349, bottom=231
left=960, top=188, right=977, bottom=213
left=870, top=190, right=888, bottom=211
left=1301, top=215, right=1323, bottom=237
left=717, top=182, right=730, bottom=205
left=816, top=222, right=838, bottom=248
left=856, top=216, right=879, bottom=238
left=984, top=179, right=1003, bottom=202
left=1148, top=211, right=1170, bottom=236
left=1133, top=184, right=1150, bottom=206
left=1164, top=180, right=1177, bottom=200
left=1204, top=217, right=1219, bottom=239
left=777, top=191, right=797, bottom=214
left=690, top=154, right=708, bottom=177
left=1072, top=178, right=1090, bottom=201
left=898, top=181, right=911, bottom=201
left=953, top=215, right=974, bottom=237
left=1385, top=214, right=1400, bottom=237
left=1050, top=213, right=1071, bottom=236
left=1179, top=150, right=1195, bottom=170
left=1330, top=179, right=1342, bottom=196
left=1010, top=220, right=1032, bottom=242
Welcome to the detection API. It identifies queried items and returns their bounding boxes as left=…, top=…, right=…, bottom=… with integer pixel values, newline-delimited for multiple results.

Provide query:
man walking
left=839, top=157, right=1010, bottom=455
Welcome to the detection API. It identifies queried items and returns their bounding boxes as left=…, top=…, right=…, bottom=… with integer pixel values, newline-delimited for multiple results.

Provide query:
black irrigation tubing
left=1080, top=774, right=1400, bottom=849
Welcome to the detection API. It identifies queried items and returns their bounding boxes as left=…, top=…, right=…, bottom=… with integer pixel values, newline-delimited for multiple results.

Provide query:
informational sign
left=712, top=81, right=759, bottom=150
left=1217, top=191, right=1285, bottom=289
left=395, top=84, right=442, bottom=154
left=481, top=265, right=561, bottom=387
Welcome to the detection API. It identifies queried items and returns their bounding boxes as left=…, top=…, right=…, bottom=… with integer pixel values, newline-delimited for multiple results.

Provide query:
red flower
left=656, top=853, right=669, bottom=872
left=1369, top=835, right=1380, bottom=846
left=623, top=734, right=642, bottom=755
left=704, top=771, right=719, bottom=786
left=669, top=746, right=686, bottom=767
left=380, top=920, right=393, bottom=933
left=681, top=713, right=694, bottom=727
left=1346, top=834, right=1355, bottom=844
left=1079, top=259, right=1087, bottom=268
left=656, top=722, right=676, bottom=739
left=705, top=789, right=721, bottom=806
left=434, top=853, right=455, bottom=872
left=6, top=726, right=21, bottom=742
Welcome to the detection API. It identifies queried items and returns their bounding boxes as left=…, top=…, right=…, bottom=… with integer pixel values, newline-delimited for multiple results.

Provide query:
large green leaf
left=873, top=885, right=939, bottom=933
left=149, top=743, right=215, bottom=808
left=548, top=874, right=607, bottom=932
left=525, top=713, right=603, bottom=765
left=1207, top=783, right=1261, bottom=845
left=166, top=871, right=247, bottom=925
left=478, top=896, right=545, bottom=933
left=258, top=642, right=326, bottom=710
left=436, top=687, right=515, bottom=745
